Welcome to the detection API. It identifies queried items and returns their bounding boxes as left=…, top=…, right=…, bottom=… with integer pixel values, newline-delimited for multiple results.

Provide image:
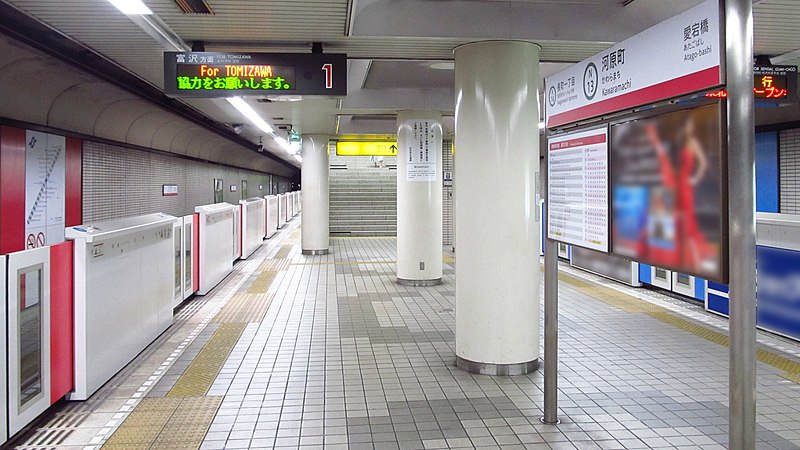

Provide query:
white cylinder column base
left=455, top=356, right=540, bottom=376
left=301, top=134, right=330, bottom=253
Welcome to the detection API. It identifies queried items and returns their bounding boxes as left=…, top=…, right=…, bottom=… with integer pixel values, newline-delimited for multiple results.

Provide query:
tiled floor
left=12, top=216, right=800, bottom=449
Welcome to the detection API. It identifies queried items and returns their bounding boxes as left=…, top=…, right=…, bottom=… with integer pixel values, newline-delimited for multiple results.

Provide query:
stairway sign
left=406, top=120, right=437, bottom=181
left=25, top=130, right=66, bottom=248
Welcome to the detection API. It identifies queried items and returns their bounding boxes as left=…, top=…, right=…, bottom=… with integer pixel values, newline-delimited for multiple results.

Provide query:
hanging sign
left=406, top=120, right=437, bottom=181
left=336, top=141, right=398, bottom=156
left=164, top=52, right=347, bottom=97
left=545, top=0, right=722, bottom=128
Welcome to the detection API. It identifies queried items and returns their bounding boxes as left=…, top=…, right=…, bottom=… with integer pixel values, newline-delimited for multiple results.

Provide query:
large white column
left=301, top=134, right=329, bottom=255
left=454, top=41, right=541, bottom=375
left=396, top=110, right=443, bottom=286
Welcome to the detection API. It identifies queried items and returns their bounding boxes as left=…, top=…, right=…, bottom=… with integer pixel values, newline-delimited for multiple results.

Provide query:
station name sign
left=545, top=0, right=722, bottom=128
left=164, top=52, right=347, bottom=97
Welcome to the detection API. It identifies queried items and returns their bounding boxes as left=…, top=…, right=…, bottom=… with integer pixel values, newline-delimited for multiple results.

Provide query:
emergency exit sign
left=164, top=52, right=347, bottom=97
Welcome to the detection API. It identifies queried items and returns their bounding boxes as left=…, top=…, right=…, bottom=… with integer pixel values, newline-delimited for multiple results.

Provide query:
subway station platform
left=12, top=217, right=800, bottom=450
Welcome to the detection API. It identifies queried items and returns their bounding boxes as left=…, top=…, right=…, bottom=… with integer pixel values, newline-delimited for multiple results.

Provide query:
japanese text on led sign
left=753, top=75, right=788, bottom=99
left=164, top=52, right=347, bottom=97
left=176, top=64, right=295, bottom=91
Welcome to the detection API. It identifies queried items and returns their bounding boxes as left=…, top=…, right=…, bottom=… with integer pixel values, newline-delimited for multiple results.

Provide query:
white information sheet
left=406, top=120, right=437, bottom=181
left=25, top=130, right=66, bottom=248
left=547, top=127, right=609, bottom=252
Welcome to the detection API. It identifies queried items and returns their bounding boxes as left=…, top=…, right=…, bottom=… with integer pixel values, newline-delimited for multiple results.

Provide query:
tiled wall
left=328, top=145, right=398, bottom=168
left=442, top=140, right=453, bottom=248
left=83, top=141, right=291, bottom=223
left=780, top=129, right=800, bottom=214
left=327, top=141, right=454, bottom=246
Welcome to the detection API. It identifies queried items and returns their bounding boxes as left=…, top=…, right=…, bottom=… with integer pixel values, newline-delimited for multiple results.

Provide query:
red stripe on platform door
left=50, top=241, right=74, bottom=402
left=193, top=213, right=199, bottom=293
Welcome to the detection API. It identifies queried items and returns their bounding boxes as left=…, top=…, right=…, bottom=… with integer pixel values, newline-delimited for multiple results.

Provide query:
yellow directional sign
left=335, top=141, right=398, bottom=156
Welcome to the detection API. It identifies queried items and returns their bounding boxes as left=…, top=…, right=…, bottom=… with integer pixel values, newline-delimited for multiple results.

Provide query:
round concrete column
left=396, top=110, right=443, bottom=286
left=454, top=41, right=541, bottom=375
left=301, top=134, right=329, bottom=255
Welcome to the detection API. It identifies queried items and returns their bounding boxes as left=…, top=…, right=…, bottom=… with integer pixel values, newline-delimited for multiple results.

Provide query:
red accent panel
left=547, top=66, right=722, bottom=128
left=65, top=138, right=82, bottom=227
left=0, top=126, right=26, bottom=254
left=50, top=241, right=74, bottom=403
left=549, top=133, right=606, bottom=151
left=192, top=213, right=199, bottom=293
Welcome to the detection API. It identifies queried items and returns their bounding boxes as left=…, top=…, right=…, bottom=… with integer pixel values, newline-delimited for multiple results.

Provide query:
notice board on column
left=547, top=127, right=609, bottom=252
left=406, top=120, right=437, bottom=181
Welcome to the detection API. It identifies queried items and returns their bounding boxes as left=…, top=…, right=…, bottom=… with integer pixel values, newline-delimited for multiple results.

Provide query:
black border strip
left=0, top=1, right=298, bottom=173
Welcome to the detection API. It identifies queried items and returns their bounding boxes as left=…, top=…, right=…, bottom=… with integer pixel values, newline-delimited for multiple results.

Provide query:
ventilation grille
left=174, top=0, right=214, bottom=14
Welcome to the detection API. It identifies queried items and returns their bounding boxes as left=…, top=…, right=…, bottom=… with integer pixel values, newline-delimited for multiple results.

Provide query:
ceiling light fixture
left=107, top=0, right=153, bottom=15
left=226, top=97, right=274, bottom=134
left=274, top=136, right=293, bottom=153
left=294, top=154, right=302, bottom=163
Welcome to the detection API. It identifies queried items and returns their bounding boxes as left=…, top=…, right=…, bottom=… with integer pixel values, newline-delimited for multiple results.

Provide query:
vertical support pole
left=542, top=136, right=560, bottom=425
left=725, top=0, right=756, bottom=448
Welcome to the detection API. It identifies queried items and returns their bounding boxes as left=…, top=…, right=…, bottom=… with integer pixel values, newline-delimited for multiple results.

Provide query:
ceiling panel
left=754, top=0, right=800, bottom=57
left=206, top=37, right=614, bottom=63
left=150, top=0, right=349, bottom=41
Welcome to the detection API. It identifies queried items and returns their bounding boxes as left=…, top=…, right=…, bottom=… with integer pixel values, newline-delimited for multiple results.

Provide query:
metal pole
left=542, top=136, right=560, bottom=425
left=725, top=0, right=757, bottom=448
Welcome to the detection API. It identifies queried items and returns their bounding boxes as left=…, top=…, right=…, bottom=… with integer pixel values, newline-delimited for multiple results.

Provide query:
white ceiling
left=4, top=0, right=800, bottom=167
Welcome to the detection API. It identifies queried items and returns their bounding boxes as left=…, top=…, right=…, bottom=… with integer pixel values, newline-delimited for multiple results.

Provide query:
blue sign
left=757, top=246, right=800, bottom=340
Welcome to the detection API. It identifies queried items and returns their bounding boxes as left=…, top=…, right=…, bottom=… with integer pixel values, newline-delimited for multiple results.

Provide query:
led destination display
left=164, top=52, right=347, bottom=97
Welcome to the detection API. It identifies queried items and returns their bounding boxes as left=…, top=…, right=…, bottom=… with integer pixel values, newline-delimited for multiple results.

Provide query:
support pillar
left=301, top=134, right=329, bottom=255
left=454, top=41, right=541, bottom=375
left=396, top=110, right=443, bottom=286
left=725, top=0, right=757, bottom=447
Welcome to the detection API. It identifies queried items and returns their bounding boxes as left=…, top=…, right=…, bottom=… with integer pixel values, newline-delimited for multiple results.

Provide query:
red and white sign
left=545, top=0, right=722, bottom=128
left=547, top=127, right=609, bottom=253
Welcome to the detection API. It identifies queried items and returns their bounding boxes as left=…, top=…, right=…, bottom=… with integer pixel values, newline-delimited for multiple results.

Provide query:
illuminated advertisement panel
left=611, top=103, right=727, bottom=282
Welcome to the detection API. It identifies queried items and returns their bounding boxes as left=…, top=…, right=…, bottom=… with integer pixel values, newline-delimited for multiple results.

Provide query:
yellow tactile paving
left=213, top=291, right=274, bottom=323
left=101, top=397, right=222, bottom=450
left=561, top=271, right=800, bottom=383
left=290, top=260, right=396, bottom=266
left=247, top=270, right=278, bottom=293
left=258, top=258, right=289, bottom=273
left=273, top=245, right=292, bottom=259
left=167, top=323, right=246, bottom=398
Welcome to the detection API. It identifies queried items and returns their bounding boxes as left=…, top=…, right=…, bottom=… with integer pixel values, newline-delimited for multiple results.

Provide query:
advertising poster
left=25, top=130, right=66, bottom=248
left=406, top=120, right=437, bottom=181
left=756, top=246, right=800, bottom=341
left=611, top=104, right=725, bottom=281
left=547, top=127, right=609, bottom=252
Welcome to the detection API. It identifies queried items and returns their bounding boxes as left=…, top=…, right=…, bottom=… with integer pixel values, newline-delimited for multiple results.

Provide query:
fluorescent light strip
left=226, top=97, right=274, bottom=134
left=107, top=0, right=153, bottom=15
left=274, top=136, right=293, bottom=153
left=294, top=155, right=302, bottom=162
